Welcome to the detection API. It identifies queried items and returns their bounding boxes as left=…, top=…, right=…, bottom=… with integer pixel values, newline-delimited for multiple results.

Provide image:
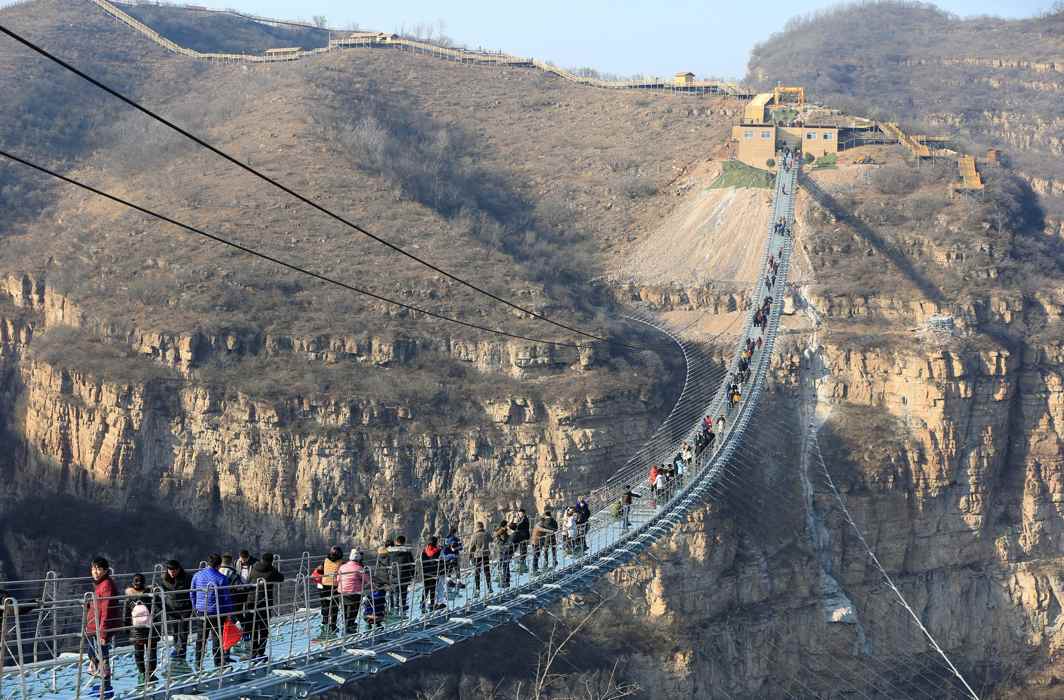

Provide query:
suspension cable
left=811, top=423, right=981, bottom=700
left=0, top=23, right=642, bottom=350
left=0, top=148, right=595, bottom=349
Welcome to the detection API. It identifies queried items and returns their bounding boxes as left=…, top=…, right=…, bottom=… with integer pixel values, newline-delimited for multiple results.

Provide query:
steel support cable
left=812, top=430, right=980, bottom=699
left=0, top=148, right=599, bottom=349
left=738, top=602, right=958, bottom=700
left=723, top=404, right=987, bottom=693
left=602, top=329, right=763, bottom=491
left=591, top=378, right=723, bottom=476
left=595, top=315, right=701, bottom=490
left=674, top=405, right=992, bottom=697
left=597, top=385, right=727, bottom=479
left=605, top=163, right=796, bottom=495
left=603, top=364, right=728, bottom=468
left=0, top=24, right=644, bottom=351
left=590, top=356, right=725, bottom=481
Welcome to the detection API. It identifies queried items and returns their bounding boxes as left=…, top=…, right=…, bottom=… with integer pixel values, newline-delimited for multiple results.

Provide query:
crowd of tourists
left=33, top=494, right=599, bottom=696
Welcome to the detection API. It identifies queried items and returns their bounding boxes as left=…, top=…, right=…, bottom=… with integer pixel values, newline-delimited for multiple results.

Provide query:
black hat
left=165, top=559, right=181, bottom=570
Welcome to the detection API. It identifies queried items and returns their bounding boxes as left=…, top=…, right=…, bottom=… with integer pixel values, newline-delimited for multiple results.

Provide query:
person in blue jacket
left=190, top=553, right=233, bottom=670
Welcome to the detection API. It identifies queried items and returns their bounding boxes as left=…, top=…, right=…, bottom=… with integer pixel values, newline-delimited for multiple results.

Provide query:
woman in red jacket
left=85, top=557, right=120, bottom=698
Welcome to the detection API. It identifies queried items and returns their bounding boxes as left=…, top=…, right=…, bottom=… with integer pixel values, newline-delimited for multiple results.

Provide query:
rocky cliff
left=332, top=156, right=1064, bottom=698
left=0, top=270, right=677, bottom=580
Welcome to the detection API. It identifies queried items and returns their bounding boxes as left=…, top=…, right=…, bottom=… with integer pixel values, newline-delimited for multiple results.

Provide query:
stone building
left=732, top=89, right=847, bottom=168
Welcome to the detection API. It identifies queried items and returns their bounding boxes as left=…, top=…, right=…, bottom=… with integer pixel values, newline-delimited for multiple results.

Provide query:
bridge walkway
left=0, top=162, right=798, bottom=700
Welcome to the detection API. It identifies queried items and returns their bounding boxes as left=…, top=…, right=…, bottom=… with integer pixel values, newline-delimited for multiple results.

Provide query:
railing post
left=150, top=564, right=164, bottom=589
left=160, top=583, right=174, bottom=696
left=415, top=553, right=425, bottom=619
left=142, top=589, right=157, bottom=700
left=365, top=567, right=377, bottom=640
left=390, top=562, right=401, bottom=622
left=207, top=582, right=222, bottom=688
left=74, top=595, right=90, bottom=699
left=0, top=596, right=8, bottom=699
left=32, top=572, right=55, bottom=665
left=302, top=574, right=312, bottom=665
left=285, top=574, right=301, bottom=661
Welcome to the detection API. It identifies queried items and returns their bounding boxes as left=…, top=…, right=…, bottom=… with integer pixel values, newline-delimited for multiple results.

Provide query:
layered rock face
left=455, top=312, right=1061, bottom=698
left=0, top=276, right=671, bottom=580
left=325, top=206, right=1064, bottom=700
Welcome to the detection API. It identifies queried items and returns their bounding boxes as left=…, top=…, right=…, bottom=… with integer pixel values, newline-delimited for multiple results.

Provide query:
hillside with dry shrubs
left=747, top=0, right=1064, bottom=234
left=0, top=0, right=739, bottom=404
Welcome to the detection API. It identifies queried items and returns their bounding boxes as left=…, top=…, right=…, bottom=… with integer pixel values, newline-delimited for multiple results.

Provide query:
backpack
left=131, top=600, right=152, bottom=629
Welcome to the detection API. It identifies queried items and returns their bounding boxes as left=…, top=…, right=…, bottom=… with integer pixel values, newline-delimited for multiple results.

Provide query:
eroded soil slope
left=613, top=161, right=774, bottom=287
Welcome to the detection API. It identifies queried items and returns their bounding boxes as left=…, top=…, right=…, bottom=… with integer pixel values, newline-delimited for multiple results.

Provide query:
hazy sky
left=188, top=0, right=1050, bottom=79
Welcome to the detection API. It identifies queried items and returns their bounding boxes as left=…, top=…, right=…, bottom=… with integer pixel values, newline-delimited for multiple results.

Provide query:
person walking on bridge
left=368, top=546, right=391, bottom=628
left=337, top=550, right=369, bottom=634
left=316, top=546, right=344, bottom=638
left=511, top=508, right=531, bottom=573
left=160, top=560, right=193, bottom=668
left=218, top=554, right=244, bottom=656
left=563, top=507, right=578, bottom=555
left=575, top=496, right=591, bottom=552
left=443, top=529, right=464, bottom=592
left=85, top=557, right=119, bottom=699
left=621, top=485, right=641, bottom=529
left=494, top=521, right=513, bottom=589
left=237, top=551, right=257, bottom=585
left=655, top=469, right=669, bottom=501
left=531, top=510, right=559, bottom=572
left=469, top=522, right=492, bottom=596
left=190, top=553, right=233, bottom=671
left=420, top=537, right=443, bottom=611
left=388, top=537, right=416, bottom=616
left=247, top=553, right=283, bottom=659
left=235, top=550, right=258, bottom=630
left=124, top=573, right=159, bottom=686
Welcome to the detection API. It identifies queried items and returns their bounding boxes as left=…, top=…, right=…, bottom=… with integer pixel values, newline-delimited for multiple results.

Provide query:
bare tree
left=514, top=596, right=640, bottom=700
left=415, top=679, right=451, bottom=700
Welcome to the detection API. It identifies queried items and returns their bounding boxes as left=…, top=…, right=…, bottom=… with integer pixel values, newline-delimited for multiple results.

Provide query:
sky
left=190, top=0, right=1052, bottom=79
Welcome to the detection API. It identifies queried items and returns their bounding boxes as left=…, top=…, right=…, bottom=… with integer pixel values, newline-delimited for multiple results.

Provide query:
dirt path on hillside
left=612, top=162, right=774, bottom=286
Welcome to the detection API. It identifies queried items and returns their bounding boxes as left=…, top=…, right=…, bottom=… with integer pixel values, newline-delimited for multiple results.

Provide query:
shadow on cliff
left=0, top=494, right=216, bottom=580
left=799, top=173, right=946, bottom=306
